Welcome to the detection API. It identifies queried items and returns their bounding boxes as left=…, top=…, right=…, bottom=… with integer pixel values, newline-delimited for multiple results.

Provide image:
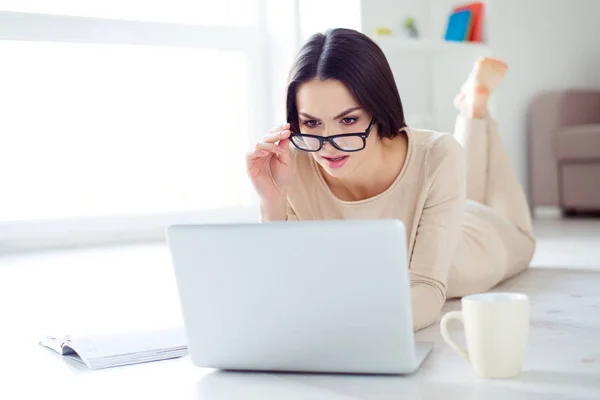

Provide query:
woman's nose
left=319, top=141, right=340, bottom=155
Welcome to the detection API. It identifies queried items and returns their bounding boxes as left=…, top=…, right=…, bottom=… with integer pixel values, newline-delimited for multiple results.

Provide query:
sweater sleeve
left=286, top=201, right=298, bottom=220
left=409, top=135, right=466, bottom=331
left=286, top=147, right=299, bottom=221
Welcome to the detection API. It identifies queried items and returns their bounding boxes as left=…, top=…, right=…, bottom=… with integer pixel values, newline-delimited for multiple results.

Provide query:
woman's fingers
left=267, top=123, right=290, bottom=134
left=276, top=138, right=292, bottom=166
left=263, top=129, right=291, bottom=144
left=247, top=123, right=291, bottom=162
left=250, top=142, right=282, bottom=158
left=277, top=138, right=290, bottom=151
left=247, top=151, right=266, bottom=162
left=256, top=142, right=282, bottom=153
left=263, top=123, right=291, bottom=143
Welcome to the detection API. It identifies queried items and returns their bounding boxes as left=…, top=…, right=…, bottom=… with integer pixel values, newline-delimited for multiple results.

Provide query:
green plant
left=403, top=16, right=418, bottom=37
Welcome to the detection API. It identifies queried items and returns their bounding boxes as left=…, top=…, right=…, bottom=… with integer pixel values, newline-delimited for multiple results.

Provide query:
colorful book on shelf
left=444, top=9, right=473, bottom=42
left=453, top=2, right=484, bottom=42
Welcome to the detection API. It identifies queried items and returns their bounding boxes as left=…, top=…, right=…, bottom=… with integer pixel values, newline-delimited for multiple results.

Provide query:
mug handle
left=440, top=311, right=470, bottom=362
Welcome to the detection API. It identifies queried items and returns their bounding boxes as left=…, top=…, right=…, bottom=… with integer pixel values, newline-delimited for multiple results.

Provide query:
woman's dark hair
left=286, top=28, right=407, bottom=139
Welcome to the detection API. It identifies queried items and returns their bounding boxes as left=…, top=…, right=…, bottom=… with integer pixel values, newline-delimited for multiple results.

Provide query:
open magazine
left=39, top=327, right=188, bottom=369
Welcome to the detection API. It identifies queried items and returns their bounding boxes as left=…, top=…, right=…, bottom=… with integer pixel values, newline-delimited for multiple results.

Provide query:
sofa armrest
left=558, top=90, right=600, bottom=127
left=528, top=89, right=600, bottom=208
left=528, top=92, right=562, bottom=207
left=556, top=124, right=600, bottom=162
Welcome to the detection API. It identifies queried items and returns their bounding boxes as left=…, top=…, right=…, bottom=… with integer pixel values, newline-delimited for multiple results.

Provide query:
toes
left=470, top=57, right=508, bottom=92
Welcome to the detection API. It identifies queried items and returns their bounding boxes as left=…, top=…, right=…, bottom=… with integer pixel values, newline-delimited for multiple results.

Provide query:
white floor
left=530, top=218, right=600, bottom=270
left=1, top=218, right=599, bottom=400
left=0, top=217, right=598, bottom=336
left=1, top=218, right=598, bottom=273
left=2, top=217, right=598, bottom=267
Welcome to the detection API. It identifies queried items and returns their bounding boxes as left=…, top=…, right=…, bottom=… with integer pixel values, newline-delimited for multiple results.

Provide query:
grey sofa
left=528, top=89, right=600, bottom=213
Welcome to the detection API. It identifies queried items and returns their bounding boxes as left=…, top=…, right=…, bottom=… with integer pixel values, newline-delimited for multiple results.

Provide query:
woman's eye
left=303, top=120, right=319, bottom=128
left=341, top=117, right=357, bottom=125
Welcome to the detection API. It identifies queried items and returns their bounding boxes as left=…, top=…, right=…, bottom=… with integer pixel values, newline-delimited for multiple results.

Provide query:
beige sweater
left=285, top=128, right=466, bottom=331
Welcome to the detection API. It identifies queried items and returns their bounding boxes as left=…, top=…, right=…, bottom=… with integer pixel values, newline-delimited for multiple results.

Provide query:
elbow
left=410, top=281, right=446, bottom=332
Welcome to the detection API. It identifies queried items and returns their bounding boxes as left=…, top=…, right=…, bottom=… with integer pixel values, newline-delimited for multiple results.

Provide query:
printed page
left=64, top=327, right=188, bottom=361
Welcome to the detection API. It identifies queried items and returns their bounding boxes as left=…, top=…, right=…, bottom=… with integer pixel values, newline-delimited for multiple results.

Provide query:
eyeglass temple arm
left=367, top=117, right=376, bottom=132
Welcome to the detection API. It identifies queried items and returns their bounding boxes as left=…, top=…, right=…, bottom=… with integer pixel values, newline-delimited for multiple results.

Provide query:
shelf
left=371, top=37, right=491, bottom=55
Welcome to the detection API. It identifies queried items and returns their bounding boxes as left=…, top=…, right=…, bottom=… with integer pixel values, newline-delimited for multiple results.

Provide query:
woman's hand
left=246, top=123, right=293, bottom=204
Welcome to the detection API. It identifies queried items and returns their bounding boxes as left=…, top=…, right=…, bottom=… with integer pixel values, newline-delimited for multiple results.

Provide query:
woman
left=246, top=28, right=536, bottom=331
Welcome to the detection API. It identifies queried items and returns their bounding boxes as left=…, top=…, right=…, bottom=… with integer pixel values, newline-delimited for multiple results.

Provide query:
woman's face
left=295, top=78, right=381, bottom=179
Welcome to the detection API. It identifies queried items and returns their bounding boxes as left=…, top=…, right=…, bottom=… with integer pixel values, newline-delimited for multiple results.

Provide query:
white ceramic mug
left=440, top=292, right=530, bottom=379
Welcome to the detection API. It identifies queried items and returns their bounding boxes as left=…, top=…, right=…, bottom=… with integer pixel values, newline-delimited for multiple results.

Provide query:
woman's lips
left=322, top=155, right=349, bottom=169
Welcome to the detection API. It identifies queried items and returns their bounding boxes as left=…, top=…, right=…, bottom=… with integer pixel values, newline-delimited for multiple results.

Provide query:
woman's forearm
left=260, top=196, right=288, bottom=221
left=410, top=282, right=445, bottom=331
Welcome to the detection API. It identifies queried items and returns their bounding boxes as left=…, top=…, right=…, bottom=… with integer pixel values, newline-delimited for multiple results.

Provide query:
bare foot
left=470, top=57, right=508, bottom=92
left=454, top=57, right=508, bottom=117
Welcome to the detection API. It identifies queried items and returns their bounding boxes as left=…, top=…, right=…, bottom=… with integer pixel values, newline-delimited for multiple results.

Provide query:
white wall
left=279, top=0, right=600, bottom=194
left=360, top=0, right=492, bottom=133
left=361, top=0, right=600, bottom=192
left=487, top=0, right=600, bottom=190
left=360, top=0, right=430, bottom=37
left=266, top=0, right=361, bottom=125
left=360, top=0, right=434, bottom=129
left=298, top=0, right=362, bottom=42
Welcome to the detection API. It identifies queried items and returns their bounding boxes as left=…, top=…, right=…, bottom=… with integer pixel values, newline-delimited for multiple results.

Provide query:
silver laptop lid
left=167, top=219, right=417, bottom=374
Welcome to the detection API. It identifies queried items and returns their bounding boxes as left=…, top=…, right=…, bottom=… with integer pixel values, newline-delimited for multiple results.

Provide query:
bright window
left=0, top=41, right=253, bottom=222
left=0, top=6, right=264, bottom=226
left=0, top=0, right=257, bottom=25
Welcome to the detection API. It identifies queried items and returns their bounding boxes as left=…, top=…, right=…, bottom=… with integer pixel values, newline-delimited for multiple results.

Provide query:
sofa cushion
left=555, top=124, right=600, bottom=161
left=561, top=164, right=600, bottom=209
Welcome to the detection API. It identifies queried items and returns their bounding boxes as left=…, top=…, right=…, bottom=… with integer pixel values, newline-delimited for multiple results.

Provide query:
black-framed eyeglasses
left=289, top=118, right=376, bottom=152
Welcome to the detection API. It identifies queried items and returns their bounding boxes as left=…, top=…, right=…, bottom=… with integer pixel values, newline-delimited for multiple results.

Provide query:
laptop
left=167, top=219, right=433, bottom=375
